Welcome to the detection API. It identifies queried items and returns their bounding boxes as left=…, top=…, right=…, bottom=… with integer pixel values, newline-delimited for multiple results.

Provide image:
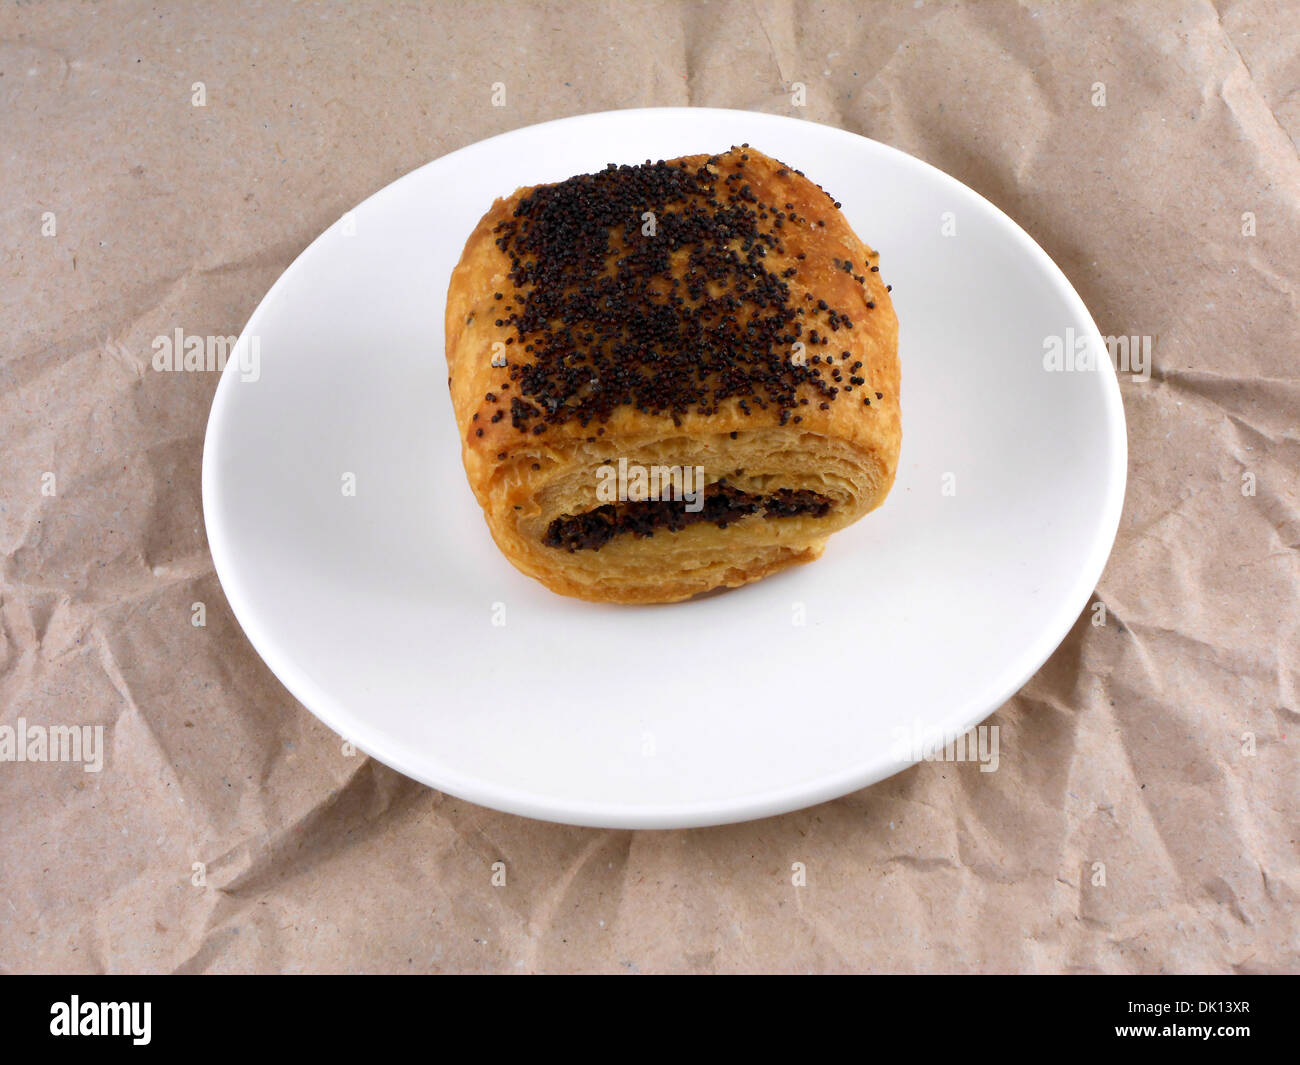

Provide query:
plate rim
left=201, top=106, right=1129, bottom=829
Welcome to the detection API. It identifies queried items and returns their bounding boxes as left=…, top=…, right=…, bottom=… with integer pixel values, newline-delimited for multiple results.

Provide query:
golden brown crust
left=444, top=146, right=900, bottom=603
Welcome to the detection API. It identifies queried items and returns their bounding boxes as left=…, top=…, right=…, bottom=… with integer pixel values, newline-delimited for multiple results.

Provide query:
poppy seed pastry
left=444, top=145, right=900, bottom=604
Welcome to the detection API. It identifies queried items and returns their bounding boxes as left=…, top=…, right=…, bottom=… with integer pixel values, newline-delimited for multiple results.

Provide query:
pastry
left=444, top=145, right=900, bottom=604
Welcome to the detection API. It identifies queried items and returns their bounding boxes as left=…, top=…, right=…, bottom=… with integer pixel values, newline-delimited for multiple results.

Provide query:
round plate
left=202, top=108, right=1126, bottom=828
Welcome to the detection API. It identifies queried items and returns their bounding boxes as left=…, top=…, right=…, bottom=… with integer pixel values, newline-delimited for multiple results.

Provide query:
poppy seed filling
left=543, top=485, right=833, bottom=553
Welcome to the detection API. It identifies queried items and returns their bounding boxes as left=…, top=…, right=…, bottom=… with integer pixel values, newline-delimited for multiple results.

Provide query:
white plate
left=202, top=108, right=1126, bottom=828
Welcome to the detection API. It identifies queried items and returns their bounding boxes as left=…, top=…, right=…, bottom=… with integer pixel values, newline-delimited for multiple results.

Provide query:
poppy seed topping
left=482, top=147, right=880, bottom=433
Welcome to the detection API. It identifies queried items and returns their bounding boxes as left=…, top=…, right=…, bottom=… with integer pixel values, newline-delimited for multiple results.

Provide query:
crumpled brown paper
left=1, top=0, right=1296, bottom=973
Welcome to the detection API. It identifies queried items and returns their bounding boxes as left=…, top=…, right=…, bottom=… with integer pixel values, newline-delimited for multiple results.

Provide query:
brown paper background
left=1, top=0, right=1297, bottom=973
